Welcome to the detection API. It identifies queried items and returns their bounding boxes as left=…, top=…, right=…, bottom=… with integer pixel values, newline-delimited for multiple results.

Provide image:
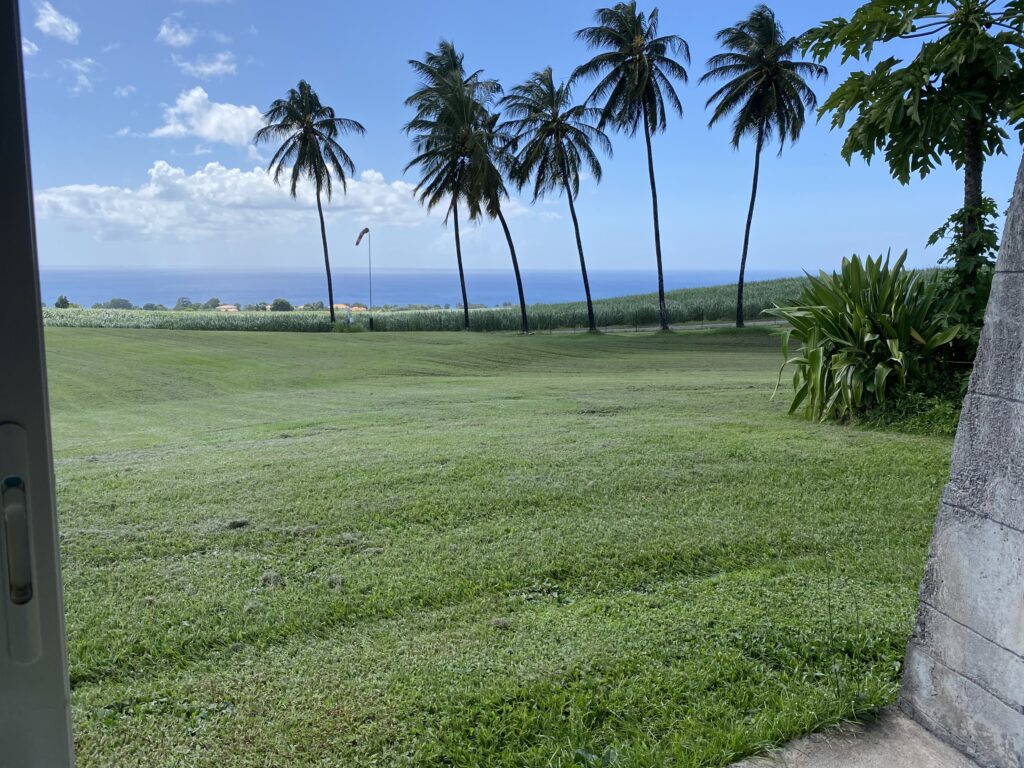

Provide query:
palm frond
left=253, top=80, right=363, bottom=200
left=499, top=66, right=611, bottom=203
left=573, top=1, right=690, bottom=136
left=702, top=5, right=827, bottom=151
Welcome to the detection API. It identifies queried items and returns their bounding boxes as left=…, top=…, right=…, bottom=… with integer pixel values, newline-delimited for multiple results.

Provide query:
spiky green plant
left=701, top=5, right=827, bottom=328
left=253, top=80, right=365, bottom=324
left=766, top=253, right=960, bottom=422
left=573, top=2, right=690, bottom=331
left=501, top=67, right=612, bottom=332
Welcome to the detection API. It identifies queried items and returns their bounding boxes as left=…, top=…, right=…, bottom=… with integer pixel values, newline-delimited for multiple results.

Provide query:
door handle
left=0, top=423, right=42, bottom=664
left=3, top=476, right=33, bottom=606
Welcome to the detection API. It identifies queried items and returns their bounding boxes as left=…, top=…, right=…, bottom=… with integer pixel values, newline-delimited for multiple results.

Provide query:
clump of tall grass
left=355, top=277, right=807, bottom=332
left=43, top=308, right=335, bottom=332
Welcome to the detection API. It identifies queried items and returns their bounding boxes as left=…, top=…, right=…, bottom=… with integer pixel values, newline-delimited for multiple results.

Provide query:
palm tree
left=405, top=51, right=530, bottom=333
left=701, top=5, right=826, bottom=327
left=501, top=67, right=612, bottom=332
left=253, top=80, right=365, bottom=324
left=405, top=42, right=498, bottom=329
left=574, top=2, right=689, bottom=331
left=478, top=113, right=531, bottom=335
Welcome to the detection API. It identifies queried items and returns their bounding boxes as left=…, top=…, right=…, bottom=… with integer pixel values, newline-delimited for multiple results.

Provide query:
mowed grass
left=45, top=328, right=951, bottom=767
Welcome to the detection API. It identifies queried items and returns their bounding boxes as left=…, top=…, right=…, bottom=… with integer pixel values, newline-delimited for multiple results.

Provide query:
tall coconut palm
left=701, top=5, right=826, bottom=327
left=405, top=55, right=530, bottom=334
left=574, top=2, right=689, bottom=331
left=253, top=80, right=365, bottom=324
left=473, top=104, right=531, bottom=335
left=404, top=41, right=500, bottom=329
left=464, top=97, right=528, bottom=335
left=501, top=67, right=612, bottom=332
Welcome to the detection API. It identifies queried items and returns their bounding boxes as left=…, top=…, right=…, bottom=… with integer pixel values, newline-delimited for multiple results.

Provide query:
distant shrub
left=766, top=253, right=961, bottom=423
left=270, top=298, right=294, bottom=312
left=93, top=298, right=135, bottom=310
left=54, top=295, right=70, bottom=309
left=142, top=303, right=168, bottom=311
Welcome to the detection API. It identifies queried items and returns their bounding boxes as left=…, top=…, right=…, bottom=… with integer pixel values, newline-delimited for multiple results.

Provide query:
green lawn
left=46, top=327, right=951, bottom=767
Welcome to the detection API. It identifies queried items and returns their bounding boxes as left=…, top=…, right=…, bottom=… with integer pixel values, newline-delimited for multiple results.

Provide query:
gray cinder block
left=903, top=644, right=1024, bottom=767
left=900, top=155, right=1024, bottom=768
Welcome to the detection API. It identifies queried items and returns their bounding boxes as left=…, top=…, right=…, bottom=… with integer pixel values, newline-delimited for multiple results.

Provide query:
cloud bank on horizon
left=36, top=163, right=434, bottom=239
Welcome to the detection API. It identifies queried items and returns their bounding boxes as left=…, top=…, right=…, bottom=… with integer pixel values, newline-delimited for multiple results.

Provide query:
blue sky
left=20, top=0, right=1022, bottom=277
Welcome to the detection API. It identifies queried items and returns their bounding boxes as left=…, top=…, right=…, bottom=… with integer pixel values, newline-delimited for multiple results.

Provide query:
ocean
left=38, top=267, right=796, bottom=309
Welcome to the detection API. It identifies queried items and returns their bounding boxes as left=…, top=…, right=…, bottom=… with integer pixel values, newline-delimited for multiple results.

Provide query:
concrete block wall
left=901, top=157, right=1024, bottom=768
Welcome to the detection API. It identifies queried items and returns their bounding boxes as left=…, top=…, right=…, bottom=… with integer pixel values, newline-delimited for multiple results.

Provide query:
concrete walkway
left=732, top=711, right=979, bottom=768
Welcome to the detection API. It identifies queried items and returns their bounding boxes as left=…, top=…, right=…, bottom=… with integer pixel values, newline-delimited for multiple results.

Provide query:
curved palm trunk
left=736, top=128, right=765, bottom=329
left=496, top=207, right=529, bottom=334
left=316, top=187, right=337, bottom=324
left=562, top=157, right=596, bottom=332
left=642, top=109, right=669, bottom=331
left=451, top=198, right=470, bottom=329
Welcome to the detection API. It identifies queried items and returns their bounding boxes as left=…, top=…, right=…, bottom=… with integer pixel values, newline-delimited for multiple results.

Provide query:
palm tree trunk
left=562, top=156, right=596, bottom=332
left=496, top=207, right=529, bottom=334
left=962, top=116, right=985, bottom=268
left=316, top=187, right=336, bottom=324
left=642, top=108, right=669, bottom=331
left=736, top=127, right=765, bottom=329
left=452, top=198, right=470, bottom=330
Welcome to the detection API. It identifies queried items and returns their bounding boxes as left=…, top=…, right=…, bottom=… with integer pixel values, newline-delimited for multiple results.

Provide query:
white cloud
left=35, top=2, right=79, bottom=44
left=113, top=84, right=136, bottom=97
left=172, top=51, right=236, bottom=79
left=157, top=16, right=197, bottom=48
left=152, top=87, right=263, bottom=146
left=35, top=162, right=432, bottom=239
left=22, top=37, right=39, bottom=56
left=62, top=57, right=96, bottom=93
left=210, top=31, right=232, bottom=45
left=115, top=127, right=130, bottom=137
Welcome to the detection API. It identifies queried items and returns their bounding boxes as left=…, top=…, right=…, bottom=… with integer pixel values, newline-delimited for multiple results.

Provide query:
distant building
left=333, top=303, right=350, bottom=311
left=350, top=306, right=367, bottom=312
left=216, top=304, right=239, bottom=313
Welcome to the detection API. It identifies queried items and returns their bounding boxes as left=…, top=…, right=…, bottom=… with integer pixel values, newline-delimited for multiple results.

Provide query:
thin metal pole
left=368, top=231, right=374, bottom=331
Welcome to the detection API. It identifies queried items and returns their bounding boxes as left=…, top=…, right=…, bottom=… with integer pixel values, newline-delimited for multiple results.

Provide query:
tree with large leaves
left=573, top=1, right=689, bottom=331
left=701, top=5, right=827, bottom=328
left=404, top=41, right=500, bottom=329
left=501, top=67, right=612, bottom=331
left=804, top=0, right=1024, bottom=342
left=253, top=80, right=365, bottom=324
left=405, top=53, right=530, bottom=333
